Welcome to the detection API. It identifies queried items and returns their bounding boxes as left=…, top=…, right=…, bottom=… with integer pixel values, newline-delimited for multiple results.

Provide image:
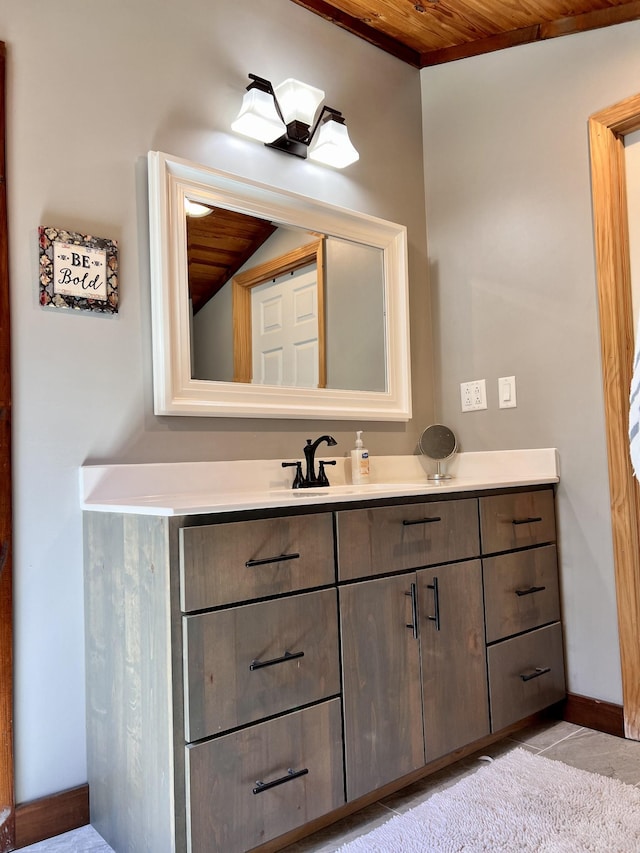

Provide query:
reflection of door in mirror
left=251, top=265, right=321, bottom=388
left=231, top=239, right=325, bottom=388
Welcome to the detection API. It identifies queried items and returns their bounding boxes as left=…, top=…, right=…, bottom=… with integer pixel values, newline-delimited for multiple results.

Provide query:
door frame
left=0, top=38, right=15, bottom=852
left=589, top=92, right=640, bottom=739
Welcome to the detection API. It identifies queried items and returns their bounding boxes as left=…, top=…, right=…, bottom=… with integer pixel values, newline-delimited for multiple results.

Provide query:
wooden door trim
left=588, top=92, right=640, bottom=739
left=0, top=39, right=15, bottom=852
left=232, top=239, right=326, bottom=387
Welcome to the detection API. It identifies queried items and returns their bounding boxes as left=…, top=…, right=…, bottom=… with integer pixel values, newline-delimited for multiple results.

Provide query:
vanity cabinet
left=480, top=491, right=566, bottom=731
left=84, top=511, right=342, bottom=853
left=180, top=514, right=343, bottom=853
left=336, top=499, right=489, bottom=801
left=84, top=485, right=564, bottom=853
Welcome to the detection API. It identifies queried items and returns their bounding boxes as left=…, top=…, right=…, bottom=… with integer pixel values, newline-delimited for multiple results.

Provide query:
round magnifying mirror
left=419, top=424, right=457, bottom=481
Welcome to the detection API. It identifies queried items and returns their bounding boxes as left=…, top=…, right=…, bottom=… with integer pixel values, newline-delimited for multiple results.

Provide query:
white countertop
left=80, top=448, right=559, bottom=516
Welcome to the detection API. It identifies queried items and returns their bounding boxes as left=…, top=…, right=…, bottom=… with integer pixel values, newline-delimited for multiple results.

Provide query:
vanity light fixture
left=184, top=199, right=213, bottom=218
left=231, top=74, right=359, bottom=169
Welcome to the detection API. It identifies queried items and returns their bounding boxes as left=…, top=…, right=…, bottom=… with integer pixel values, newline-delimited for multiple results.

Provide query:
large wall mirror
left=148, top=152, right=412, bottom=419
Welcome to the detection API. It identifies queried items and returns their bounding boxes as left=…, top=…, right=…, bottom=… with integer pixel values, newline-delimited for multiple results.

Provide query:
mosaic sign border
left=38, top=226, right=119, bottom=314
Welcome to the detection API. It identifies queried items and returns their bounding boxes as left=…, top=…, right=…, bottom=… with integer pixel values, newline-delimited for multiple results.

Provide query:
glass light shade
left=274, top=78, right=325, bottom=126
left=184, top=199, right=213, bottom=218
left=231, top=88, right=286, bottom=143
left=308, top=117, right=359, bottom=169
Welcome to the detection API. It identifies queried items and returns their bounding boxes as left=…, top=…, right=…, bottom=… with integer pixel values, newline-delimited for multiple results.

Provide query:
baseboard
left=562, top=692, right=624, bottom=738
left=6, top=696, right=622, bottom=849
left=14, top=784, right=89, bottom=849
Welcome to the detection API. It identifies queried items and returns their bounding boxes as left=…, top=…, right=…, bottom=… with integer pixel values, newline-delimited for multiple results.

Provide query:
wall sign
left=38, top=226, right=118, bottom=313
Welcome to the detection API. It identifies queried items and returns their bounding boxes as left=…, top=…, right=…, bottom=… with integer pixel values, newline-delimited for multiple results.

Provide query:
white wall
left=626, top=131, right=640, bottom=328
left=2, top=0, right=431, bottom=802
left=421, top=20, right=640, bottom=706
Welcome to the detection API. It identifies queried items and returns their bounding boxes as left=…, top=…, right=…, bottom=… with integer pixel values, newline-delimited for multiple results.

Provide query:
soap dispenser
left=351, top=431, right=370, bottom=485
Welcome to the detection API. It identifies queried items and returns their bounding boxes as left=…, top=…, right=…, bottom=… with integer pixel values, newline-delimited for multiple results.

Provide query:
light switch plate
left=460, top=379, right=487, bottom=412
left=498, top=375, right=516, bottom=409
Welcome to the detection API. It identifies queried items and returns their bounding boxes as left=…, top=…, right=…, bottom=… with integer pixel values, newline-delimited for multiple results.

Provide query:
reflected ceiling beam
left=186, top=208, right=277, bottom=314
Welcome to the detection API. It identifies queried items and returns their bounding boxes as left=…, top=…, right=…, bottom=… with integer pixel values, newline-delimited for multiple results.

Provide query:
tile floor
left=18, top=719, right=640, bottom=852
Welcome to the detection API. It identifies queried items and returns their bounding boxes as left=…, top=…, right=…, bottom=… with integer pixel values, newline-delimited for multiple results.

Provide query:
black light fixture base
left=266, top=135, right=308, bottom=159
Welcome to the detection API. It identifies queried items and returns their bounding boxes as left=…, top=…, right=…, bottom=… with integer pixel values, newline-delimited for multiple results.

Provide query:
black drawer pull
left=245, top=552, right=300, bottom=568
left=515, top=585, right=546, bottom=597
left=405, top=583, right=418, bottom=639
left=402, top=516, right=441, bottom=526
left=512, top=516, right=543, bottom=526
left=520, top=666, right=551, bottom=682
left=427, top=576, right=441, bottom=631
left=250, top=650, right=304, bottom=671
left=253, top=767, right=309, bottom=795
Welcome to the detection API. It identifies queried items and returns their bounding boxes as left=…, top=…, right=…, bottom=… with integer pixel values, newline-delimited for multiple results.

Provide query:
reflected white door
left=251, top=266, right=319, bottom=387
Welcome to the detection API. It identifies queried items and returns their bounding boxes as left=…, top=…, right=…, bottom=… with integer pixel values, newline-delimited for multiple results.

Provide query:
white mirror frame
left=147, top=151, right=412, bottom=420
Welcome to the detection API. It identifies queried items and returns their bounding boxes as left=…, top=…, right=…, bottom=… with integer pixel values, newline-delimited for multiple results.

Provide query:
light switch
left=498, top=376, right=516, bottom=409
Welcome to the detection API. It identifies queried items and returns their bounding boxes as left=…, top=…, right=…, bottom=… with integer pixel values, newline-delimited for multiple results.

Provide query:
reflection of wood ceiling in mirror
left=289, top=0, right=640, bottom=66
left=186, top=207, right=277, bottom=314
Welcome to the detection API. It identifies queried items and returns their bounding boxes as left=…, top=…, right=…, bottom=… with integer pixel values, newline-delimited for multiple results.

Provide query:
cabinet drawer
left=480, top=489, right=556, bottom=555
left=180, top=513, right=334, bottom=611
left=336, top=498, right=479, bottom=581
left=183, top=589, right=340, bottom=741
left=483, top=545, right=560, bottom=643
left=186, top=699, right=344, bottom=853
left=487, top=622, right=565, bottom=731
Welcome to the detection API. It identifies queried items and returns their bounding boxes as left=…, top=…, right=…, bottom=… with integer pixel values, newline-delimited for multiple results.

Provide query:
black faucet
left=282, top=435, right=337, bottom=489
left=303, top=435, right=337, bottom=487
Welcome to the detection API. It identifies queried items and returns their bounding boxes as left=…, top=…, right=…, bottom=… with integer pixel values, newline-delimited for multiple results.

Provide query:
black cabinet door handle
left=520, top=666, right=551, bottom=682
left=512, top=517, right=543, bottom=526
left=515, top=585, right=546, bottom=597
left=402, top=516, right=441, bottom=526
left=253, top=767, right=309, bottom=794
left=405, top=583, right=419, bottom=639
left=426, top=576, right=441, bottom=631
left=245, top=552, right=300, bottom=568
left=249, top=650, right=304, bottom=671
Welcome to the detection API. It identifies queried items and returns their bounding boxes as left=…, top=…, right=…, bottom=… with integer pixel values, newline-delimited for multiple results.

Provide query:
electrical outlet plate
left=460, top=379, right=487, bottom=412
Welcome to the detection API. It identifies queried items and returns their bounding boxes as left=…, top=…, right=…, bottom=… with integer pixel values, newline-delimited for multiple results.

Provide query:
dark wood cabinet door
left=186, top=700, right=344, bottom=853
left=418, top=560, right=489, bottom=762
left=487, top=622, right=566, bottom=732
left=336, top=499, right=479, bottom=581
left=184, top=589, right=340, bottom=740
left=479, top=489, right=556, bottom=555
left=180, top=512, right=335, bottom=611
left=340, top=574, right=425, bottom=801
left=483, top=545, right=560, bottom=643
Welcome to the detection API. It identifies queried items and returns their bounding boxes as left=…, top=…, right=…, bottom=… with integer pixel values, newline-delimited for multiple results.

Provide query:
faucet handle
left=282, top=460, right=304, bottom=489
left=318, top=460, right=337, bottom=487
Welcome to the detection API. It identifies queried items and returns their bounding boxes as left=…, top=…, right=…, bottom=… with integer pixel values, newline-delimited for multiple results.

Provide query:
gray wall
left=4, top=0, right=431, bottom=802
left=421, top=20, right=640, bottom=706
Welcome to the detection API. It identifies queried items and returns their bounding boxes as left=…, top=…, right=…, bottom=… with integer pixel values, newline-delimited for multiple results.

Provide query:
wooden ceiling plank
left=291, top=1, right=640, bottom=67
left=539, top=0, right=640, bottom=38
left=421, top=24, right=540, bottom=65
left=289, top=0, right=422, bottom=66
left=421, top=1, right=640, bottom=65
